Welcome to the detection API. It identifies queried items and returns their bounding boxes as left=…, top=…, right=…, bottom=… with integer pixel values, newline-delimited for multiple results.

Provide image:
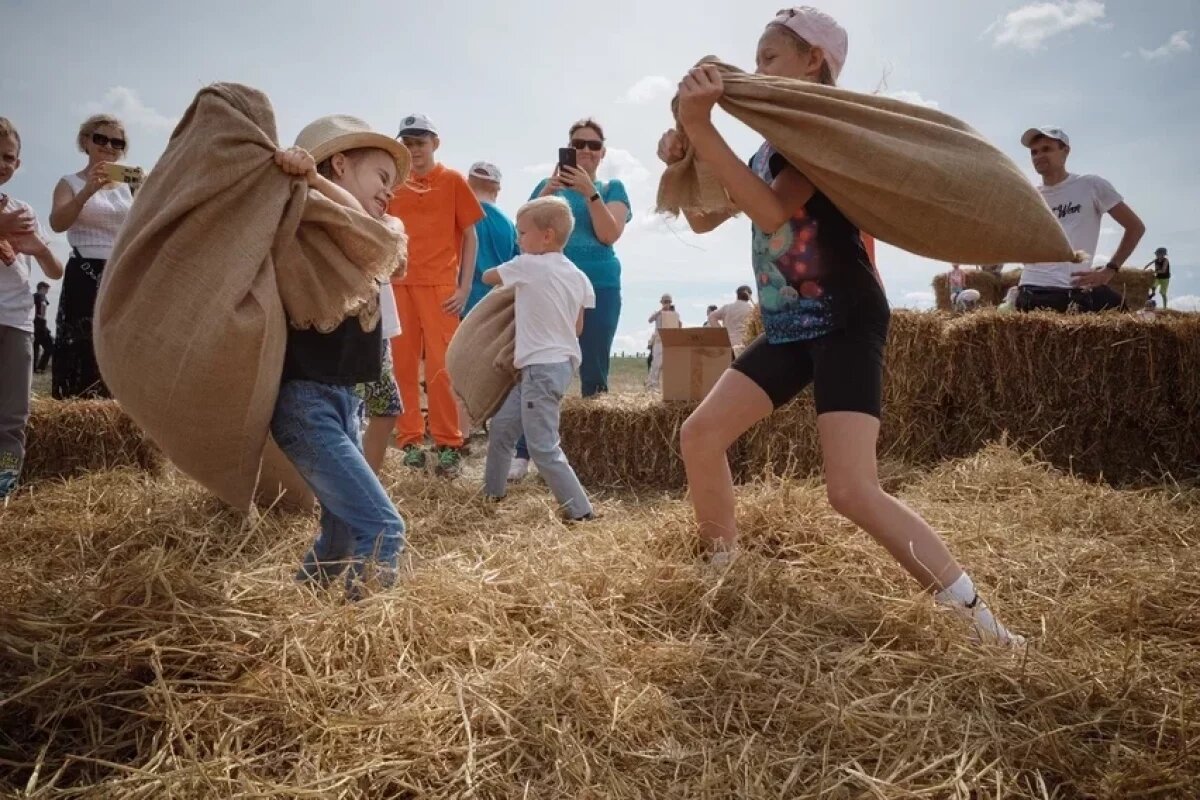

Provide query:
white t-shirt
left=379, top=281, right=400, bottom=339
left=1021, top=174, right=1123, bottom=289
left=709, top=299, right=755, bottom=348
left=496, top=252, right=595, bottom=369
left=0, top=197, right=48, bottom=332
left=61, top=173, right=133, bottom=260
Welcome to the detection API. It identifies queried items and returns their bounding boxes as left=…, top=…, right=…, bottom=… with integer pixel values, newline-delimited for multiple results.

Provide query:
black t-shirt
left=33, top=293, right=48, bottom=320
left=1153, top=257, right=1170, bottom=279
left=749, top=143, right=888, bottom=343
left=281, top=308, right=382, bottom=386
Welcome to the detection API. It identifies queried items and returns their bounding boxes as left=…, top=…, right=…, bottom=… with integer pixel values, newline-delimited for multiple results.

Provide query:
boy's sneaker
left=401, top=445, right=427, bottom=470
left=434, top=446, right=462, bottom=478
left=0, top=469, right=18, bottom=499
left=507, top=457, right=530, bottom=482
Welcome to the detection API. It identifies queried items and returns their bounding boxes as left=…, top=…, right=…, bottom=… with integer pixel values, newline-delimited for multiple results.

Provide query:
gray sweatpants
left=0, top=324, right=33, bottom=478
left=484, top=361, right=592, bottom=519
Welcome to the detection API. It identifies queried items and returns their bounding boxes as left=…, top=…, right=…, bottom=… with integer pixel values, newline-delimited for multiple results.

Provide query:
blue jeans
left=271, top=380, right=405, bottom=588
left=515, top=287, right=620, bottom=461
left=485, top=362, right=592, bottom=519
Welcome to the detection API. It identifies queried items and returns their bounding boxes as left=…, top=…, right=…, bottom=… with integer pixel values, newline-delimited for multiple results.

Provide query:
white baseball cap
left=1021, top=127, right=1070, bottom=148
left=397, top=113, right=438, bottom=137
left=469, top=161, right=502, bottom=182
left=769, top=6, right=849, bottom=83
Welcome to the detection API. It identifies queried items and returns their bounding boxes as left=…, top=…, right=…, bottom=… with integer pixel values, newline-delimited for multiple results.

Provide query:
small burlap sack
left=446, top=287, right=518, bottom=424
left=95, top=83, right=404, bottom=512
left=657, top=59, right=1080, bottom=266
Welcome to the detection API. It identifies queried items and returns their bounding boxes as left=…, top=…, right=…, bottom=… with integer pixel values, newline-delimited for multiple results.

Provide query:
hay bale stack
left=23, top=398, right=163, bottom=483
left=942, top=268, right=1156, bottom=311
left=932, top=269, right=1002, bottom=310
left=942, top=311, right=1200, bottom=482
left=560, top=396, right=734, bottom=489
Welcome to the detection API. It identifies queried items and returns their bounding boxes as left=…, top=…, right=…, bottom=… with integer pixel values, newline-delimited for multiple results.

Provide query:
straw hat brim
left=308, top=132, right=411, bottom=187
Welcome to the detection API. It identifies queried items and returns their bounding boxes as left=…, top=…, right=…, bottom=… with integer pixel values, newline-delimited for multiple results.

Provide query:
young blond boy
left=0, top=117, right=64, bottom=497
left=481, top=196, right=595, bottom=520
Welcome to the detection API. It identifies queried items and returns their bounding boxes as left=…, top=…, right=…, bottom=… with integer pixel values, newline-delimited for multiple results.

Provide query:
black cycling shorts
left=731, top=320, right=889, bottom=418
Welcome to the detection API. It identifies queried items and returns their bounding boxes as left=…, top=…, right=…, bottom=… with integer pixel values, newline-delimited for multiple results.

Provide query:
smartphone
left=106, top=164, right=145, bottom=186
left=557, top=147, right=577, bottom=172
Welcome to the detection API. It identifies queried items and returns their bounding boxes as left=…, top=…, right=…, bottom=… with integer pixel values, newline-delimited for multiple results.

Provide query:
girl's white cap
left=769, top=6, right=849, bottom=82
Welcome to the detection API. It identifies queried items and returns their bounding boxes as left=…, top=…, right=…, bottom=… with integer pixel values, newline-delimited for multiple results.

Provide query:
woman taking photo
left=532, top=118, right=630, bottom=397
left=49, top=114, right=133, bottom=398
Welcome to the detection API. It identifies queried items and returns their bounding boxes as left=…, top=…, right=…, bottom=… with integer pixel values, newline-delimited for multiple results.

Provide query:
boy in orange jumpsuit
left=388, top=114, right=484, bottom=476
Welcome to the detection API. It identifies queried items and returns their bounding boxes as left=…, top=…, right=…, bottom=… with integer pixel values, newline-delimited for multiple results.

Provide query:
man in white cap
left=387, top=114, right=484, bottom=477
left=462, top=161, right=518, bottom=318
left=1017, top=127, right=1145, bottom=312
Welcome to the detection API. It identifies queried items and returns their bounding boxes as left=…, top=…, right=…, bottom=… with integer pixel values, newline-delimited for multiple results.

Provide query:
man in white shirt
left=1017, top=127, right=1145, bottom=312
left=708, top=285, right=755, bottom=349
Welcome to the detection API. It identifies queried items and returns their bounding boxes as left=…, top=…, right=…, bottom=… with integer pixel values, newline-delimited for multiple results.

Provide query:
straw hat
left=294, top=114, right=411, bottom=186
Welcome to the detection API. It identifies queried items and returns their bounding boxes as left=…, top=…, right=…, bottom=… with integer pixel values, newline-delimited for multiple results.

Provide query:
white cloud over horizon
left=991, top=0, right=1107, bottom=51
left=1140, top=30, right=1192, bottom=61
left=618, top=76, right=675, bottom=105
left=81, top=86, right=177, bottom=133
left=886, top=90, right=940, bottom=110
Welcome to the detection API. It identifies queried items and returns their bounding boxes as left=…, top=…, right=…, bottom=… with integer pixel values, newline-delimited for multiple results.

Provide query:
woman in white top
left=646, top=293, right=681, bottom=391
left=48, top=114, right=134, bottom=398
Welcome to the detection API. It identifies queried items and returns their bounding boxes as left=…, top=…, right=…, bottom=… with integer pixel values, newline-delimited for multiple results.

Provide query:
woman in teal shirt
left=531, top=118, right=631, bottom=396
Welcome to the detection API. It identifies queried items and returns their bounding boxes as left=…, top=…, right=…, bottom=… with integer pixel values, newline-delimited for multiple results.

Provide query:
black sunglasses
left=570, top=139, right=604, bottom=152
left=91, top=132, right=127, bottom=151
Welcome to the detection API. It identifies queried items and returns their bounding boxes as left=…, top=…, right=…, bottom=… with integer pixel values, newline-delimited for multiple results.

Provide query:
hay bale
left=946, top=268, right=1157, bottom=311
left=932, top=269, right=1002, bottom=310
left=23, top=398, right=163, bottom=483
left=942, top=311, right=1200, bottom=482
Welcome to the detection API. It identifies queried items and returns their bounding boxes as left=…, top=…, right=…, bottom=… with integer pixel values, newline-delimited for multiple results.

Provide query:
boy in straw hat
left=271, top=114, right=411, bottom=591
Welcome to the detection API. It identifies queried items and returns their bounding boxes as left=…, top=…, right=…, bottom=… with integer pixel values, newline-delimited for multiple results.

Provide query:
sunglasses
left=91, top=132, right=127, bottom=151
left=570, top=139, right=604, bottom=152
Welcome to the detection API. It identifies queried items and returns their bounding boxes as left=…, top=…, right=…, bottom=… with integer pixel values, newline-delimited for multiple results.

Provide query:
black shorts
left=732, top=319, right=889, bottom=417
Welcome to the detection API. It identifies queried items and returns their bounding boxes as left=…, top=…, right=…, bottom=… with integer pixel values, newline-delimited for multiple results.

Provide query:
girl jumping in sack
left=657, top=6, right=1024, bottom=647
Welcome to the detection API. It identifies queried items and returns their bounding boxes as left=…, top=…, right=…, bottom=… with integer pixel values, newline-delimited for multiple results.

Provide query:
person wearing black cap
left=1017, top=127, right=1145, bottom=312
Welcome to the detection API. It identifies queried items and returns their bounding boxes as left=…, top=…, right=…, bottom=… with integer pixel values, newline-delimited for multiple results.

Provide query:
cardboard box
left=659, top=327, right=732, bottom=402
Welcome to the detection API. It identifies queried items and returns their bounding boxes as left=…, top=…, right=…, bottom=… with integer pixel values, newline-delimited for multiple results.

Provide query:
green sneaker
left=434, top=446, right=462, bottom=478
left=401, top=445, right=427, bottom=470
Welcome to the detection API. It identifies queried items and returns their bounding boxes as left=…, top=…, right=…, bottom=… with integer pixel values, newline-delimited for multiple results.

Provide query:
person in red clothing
left=388, top=114, right=484, bottom=477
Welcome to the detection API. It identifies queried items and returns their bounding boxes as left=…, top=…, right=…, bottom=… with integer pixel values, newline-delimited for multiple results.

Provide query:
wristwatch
left=588, top=192, right=601, bottom=203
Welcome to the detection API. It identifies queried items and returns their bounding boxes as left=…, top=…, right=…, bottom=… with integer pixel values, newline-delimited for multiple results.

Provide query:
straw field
left=932, top=269, right=1156, bottom=311
left=3, top=441, right=1200, bottom=798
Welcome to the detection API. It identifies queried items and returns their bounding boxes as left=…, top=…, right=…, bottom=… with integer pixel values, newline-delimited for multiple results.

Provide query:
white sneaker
left=507, top=458, right=530, bottom=482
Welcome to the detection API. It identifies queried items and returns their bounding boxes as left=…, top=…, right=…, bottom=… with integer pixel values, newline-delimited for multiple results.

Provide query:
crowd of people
left=2, top=5, right=1183, bottom=649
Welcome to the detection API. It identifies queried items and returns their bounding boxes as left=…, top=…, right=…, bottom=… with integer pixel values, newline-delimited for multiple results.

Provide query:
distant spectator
left=31, top=281, right=53, bottom=372
left=947, top=264, right=965, bottom=303
left=702, top=304, right=719, bottom=325
left=1016, top=127, right=1145, bottom=312
left=646, top=293, right=681, bottom=392
left=708, top=284, right=755, bottom=350
left=48, top=113, right=134, bottom=398
left=952, top=288, right=981, bottom=313
left=1143, top=247, right=1170, bottom=309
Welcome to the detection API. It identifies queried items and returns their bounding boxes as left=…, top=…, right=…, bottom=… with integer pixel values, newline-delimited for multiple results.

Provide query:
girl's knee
left=825, top=477, right=881, bottom=521
left=680, top=412, right=723, bottom=457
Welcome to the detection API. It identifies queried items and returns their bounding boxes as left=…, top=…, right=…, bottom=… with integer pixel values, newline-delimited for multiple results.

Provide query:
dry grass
left=22, top=398, right=163, bottom=484
left=2, top=443, right=1199, bottom=798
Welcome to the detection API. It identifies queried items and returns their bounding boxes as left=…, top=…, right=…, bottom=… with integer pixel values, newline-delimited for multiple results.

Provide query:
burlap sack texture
left=94, top=82, right=405, bottom=513
left=446, top=287, right=518, bottom=425
left=657, top=59, right=1083, bottom=266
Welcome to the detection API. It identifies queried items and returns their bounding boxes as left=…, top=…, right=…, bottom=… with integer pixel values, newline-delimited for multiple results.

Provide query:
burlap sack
left=95, top=83, right=404, bottom=513
left=446, top=287, right=518, bottom=424
left=658, top=59, right=1080, bottom=266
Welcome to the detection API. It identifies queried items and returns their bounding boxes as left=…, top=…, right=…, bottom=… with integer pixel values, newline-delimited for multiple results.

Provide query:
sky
left=3, top=0, right=1198, bottom=355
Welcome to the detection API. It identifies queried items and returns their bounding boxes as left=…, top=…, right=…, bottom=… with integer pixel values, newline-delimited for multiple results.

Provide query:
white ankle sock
left=935, top=573, right=1025, bottom=647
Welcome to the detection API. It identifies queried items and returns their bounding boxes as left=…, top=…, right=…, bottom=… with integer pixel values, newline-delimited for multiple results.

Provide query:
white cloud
left=601, top=147, right=651, bottom=184
left=82, top=86, right=177, bottom=132
left=886, top=90, right=940, bottom=110
left=1140, top=30, right=1193, bottom=61
left=618, top=76, right=675, bottom=105
left=1171, top=295, right=1200, bottom=312
left=523, top=162, right=555, bottom=175
left=990, top=1, right=1106, bottom=51
left=902, top=291, right=935, bottom=309
left=613, top=326, right=655, bottom=356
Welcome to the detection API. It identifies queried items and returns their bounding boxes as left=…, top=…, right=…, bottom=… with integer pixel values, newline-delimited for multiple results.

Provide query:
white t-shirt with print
left=496, top=252, right=595, bottom=369
left=0, top=197, right=48, bottom=332
left=1021, top=173, right=1123, bottom=289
